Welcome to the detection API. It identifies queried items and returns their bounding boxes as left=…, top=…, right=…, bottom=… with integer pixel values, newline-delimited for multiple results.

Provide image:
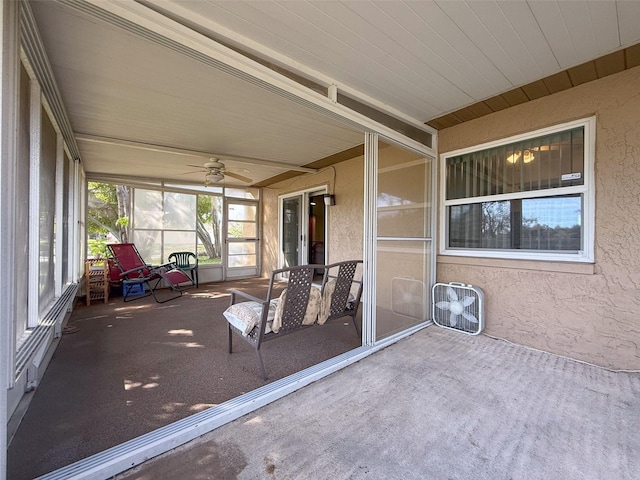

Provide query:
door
left=363, top=134, right=436, bottom=342
left=282, top=195, right=303, bottom=267
left=225, top=198, right=259, bottom=279
left=279, top=189, right=327, bottom=269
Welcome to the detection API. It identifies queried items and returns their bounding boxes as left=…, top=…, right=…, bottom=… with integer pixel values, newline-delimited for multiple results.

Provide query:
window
left=440, top=117, right=595, bottom=262
left=131, top=189, right=224, bottom=265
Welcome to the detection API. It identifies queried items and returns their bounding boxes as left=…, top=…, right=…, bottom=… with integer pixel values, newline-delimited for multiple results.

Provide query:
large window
left=440, top=117, right=595, bottom=262
left=131, top=189, right=223, bottom=265
left=88, top=182, right=232, bottom=268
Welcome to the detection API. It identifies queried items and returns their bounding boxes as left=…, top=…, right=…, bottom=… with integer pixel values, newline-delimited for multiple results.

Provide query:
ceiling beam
left=74, top=133, right=318, bottom=173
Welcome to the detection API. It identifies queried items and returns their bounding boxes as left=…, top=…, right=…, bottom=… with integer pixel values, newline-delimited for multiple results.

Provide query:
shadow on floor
left=8, top=278, right=362, bottom=479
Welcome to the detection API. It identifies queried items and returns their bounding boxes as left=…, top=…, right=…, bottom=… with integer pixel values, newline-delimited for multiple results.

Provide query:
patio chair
left=317, top=260, right=363, bottom=336
left=225, top=261, right=363, bottom=380
left=225, top=264, right=321, bottom=380
left=107, top=243, right=194, bottom=303
left=168, top=251, right=199, bottom=288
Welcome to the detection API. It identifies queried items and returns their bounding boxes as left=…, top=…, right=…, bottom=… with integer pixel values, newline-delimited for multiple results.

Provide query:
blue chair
left=168, top=251, right=199, bottom=288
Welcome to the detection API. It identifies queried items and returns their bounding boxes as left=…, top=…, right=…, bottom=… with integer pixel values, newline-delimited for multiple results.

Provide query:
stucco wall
left=261, top=155, right=364, bottom=275
left=437, top=66, right=640, bottom=370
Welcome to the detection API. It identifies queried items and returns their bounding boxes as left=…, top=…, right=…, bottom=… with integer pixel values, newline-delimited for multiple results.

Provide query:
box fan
left=431, top=282, right=484, bottom=335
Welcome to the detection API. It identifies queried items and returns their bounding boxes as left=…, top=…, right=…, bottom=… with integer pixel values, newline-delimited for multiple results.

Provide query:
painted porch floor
left=115, top=326, right=640, bottom=480
left=7, top=278, right=362, bottom=479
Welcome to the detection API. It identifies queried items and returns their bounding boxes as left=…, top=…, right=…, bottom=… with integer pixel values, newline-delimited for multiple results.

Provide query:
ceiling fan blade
left=177, top=169, right=206, bottom=175
left=186, top=164, right=207, bottom=169
left=228, top=166, right=250, bottom=174
left=224, top=171, right=253, bottom=183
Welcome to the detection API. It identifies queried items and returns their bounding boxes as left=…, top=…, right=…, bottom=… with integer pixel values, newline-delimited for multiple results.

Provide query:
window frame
left=439, top=116, right=596, bottom=263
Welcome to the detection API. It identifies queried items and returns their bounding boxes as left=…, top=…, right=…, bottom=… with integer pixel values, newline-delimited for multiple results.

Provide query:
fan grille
left=432, top=282, right=484, bottom=335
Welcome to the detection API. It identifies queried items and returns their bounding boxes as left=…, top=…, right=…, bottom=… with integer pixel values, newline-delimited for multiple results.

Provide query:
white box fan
left=432, top=282, right=484, bottom=335
left=391, top=277, right=427, bottom=320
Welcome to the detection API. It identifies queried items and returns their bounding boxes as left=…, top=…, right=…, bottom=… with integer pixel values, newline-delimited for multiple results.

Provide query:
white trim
left=91, top=0, right=437, bottom=138
left=1, top=3, right=20, bottom=478
left=71, top=161, right=79, bottom=283
left=65, top=154, right=74, bottom=284
left=75, top=133, right=318, bottom=174
left=54, top=130, right=64, bottom=297
left=439, top=116, right=596, bottom=263
left=27, top=81, right=41, bottom=329
left=65, top=0, right=436, bottom=159
left=362, top=132, right=378, bottom=347
left=224, top=197, right=260, bottom=278
left=443, top=185, right=588, bottom=207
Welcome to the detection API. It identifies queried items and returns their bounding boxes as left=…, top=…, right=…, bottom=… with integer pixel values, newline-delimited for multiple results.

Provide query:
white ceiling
left=30, top=0, right=640, bottom=186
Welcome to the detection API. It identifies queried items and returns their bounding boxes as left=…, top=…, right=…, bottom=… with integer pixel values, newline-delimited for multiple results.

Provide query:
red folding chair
left=107, top=243, right=193, bottom=303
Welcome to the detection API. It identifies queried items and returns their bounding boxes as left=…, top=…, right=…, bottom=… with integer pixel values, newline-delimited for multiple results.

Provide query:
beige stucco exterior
left=260, top=67, right=640, bottom=370
left=437, top=66, right=640, bottom=370
left=261, top=154, right=365, bottom=275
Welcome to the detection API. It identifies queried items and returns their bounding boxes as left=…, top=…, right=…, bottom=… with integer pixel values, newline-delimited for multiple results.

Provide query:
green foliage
left=197, top=195, right=213, bottom=221
left=87, top=238, right=109, bottom=258
left=115, top=217, right=129, bottom=228
left=87, top=182, right=118, bottom=236
left=87, top=181, right=131, bottom=243
left=228, top=223, right=244, bottom=238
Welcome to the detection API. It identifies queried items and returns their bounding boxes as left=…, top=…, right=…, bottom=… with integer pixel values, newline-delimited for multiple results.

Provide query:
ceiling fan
left=184, top=158, right=252, bottom=185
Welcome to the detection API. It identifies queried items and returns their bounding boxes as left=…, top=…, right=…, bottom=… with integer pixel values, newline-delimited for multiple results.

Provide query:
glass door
left=225, top=198, right=259, bottom=279
left=281, top=195, right=303, bottom=267
left=364, top=135, right=435, bottom=342
left=279, top=188, right=328, bottom=269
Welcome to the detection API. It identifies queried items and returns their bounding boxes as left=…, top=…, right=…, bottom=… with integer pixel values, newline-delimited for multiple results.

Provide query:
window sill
left=436, top=254, right=595, bottom=275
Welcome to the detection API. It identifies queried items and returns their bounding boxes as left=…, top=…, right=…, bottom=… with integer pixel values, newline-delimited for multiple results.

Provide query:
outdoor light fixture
left=323, top=194, right=336, bottom=206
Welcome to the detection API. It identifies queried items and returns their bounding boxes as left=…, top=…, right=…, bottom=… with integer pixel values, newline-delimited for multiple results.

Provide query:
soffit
left=29, top=1, right=365, bottom=186
left=27, top=1, right=640, bottom=187
left=145, top=0, right=640, bottom=126
left=428, top=45, right=640, bottom=130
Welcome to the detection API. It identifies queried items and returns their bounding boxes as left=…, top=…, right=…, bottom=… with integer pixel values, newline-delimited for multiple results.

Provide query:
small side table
left=85, top=258, right=109, bottom=305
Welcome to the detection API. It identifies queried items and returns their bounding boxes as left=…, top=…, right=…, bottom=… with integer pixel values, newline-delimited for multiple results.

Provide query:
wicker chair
left=225, top=261, right=363, bottom=380
left=318, top=260, right=363, bottom=336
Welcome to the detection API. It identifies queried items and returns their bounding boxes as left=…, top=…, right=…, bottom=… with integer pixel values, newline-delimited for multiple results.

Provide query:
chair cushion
left=223, top=300, right=277, bottom=336
left=317, top=280, right=357, bottom=324
left=272, top=287, right=321, bottom=333
left=317, top=280, right=336, bottom=325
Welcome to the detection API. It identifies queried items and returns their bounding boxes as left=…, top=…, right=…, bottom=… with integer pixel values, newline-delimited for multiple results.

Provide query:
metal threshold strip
left=38, top=323, right=430, bottom=480
left=39, top=348, right=374, bottom=480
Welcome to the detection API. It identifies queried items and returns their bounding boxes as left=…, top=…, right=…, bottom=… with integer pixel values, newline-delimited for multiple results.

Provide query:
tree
left=196, top=195, right=222, bottom=259
left=115, top=185, right=130, bottom=243
left=87, top=182, right=131, bottom=242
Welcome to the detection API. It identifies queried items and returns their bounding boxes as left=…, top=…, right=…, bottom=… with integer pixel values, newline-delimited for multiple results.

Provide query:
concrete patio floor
left=116, top=326, right=640, bottom=480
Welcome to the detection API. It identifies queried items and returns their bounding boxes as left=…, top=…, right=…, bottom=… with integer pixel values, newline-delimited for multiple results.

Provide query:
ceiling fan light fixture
left=522, top=149, right=535, bottom=163
left=204, top=158, right=225, bottom=170
left=205, top=172, right=224, bottom=184
left=506, top=151, right=520, bottom=164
